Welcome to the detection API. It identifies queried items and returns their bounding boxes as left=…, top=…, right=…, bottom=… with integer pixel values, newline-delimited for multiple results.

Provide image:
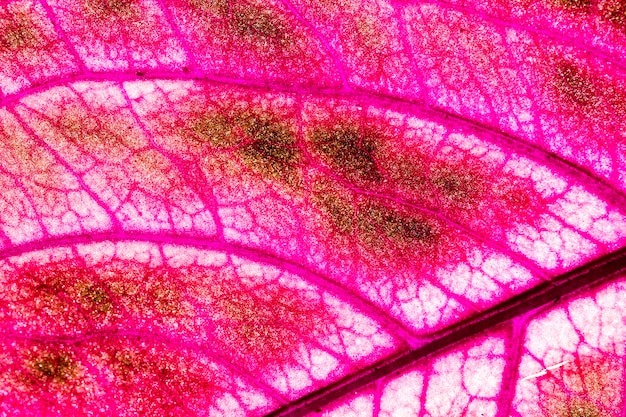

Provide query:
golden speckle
left=28, top=350, right=77, bottom=384
left=602, top=0, right=626, bottom=30
left=556, top=0, right=592, bottom=9
left=77, top=282, right=113, bottom=315
left=230, top=2, right=291, bottom=49
left=314, top=191, right=355, bottom=234
left=0, top=15, right=45, bottom=51
left=553, top=61, right=599, bottom=107
left=431, top=166, right=485, bottom=210
left=358, top=202, right=439, bottom=249
left=189, top=113, right=241, bottom=148
left=309, top=124, right=383, bottom=185
left=236, top=112, right=301, bottom=184
left=83, top=0, right=137, bottom=20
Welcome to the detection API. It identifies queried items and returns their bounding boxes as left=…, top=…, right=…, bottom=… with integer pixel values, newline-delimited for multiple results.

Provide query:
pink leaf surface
left=0, top=0, right=625, bottom=415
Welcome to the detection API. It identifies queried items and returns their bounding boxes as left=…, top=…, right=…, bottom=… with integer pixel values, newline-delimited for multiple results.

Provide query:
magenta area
left=0, top=0, right=626, bottom=415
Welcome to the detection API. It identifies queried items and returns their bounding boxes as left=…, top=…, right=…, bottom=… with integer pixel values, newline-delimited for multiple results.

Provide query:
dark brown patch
left=77, top=282, right=113, bottom=315
left=150, top=283, right=184, bottom=316
left=28, top=350, right=77, bottom=384
left=230, top=2, right=291, bottom=48
left=0, top=15, right=45, bottom=51
left=564, top=401, right=604, bottom=417
left=430, top=166, right=485, bottom=210
left=28, top=267, right=75, bottom=315
left=358, top=202, right=439, bottom=249
left=236, top=112, right=301, bottom=184
left=83, top=0, right=136, bottom=19
left=603, top=0, right=626, bottom=30
left=187, top=0, right=230, bottom=14
left=110, top=348, right=146, bottom=384
left=314, top=191, right=355, bottom=234
left=557, top=0, right=593, bottom=10
left=553, top=61, right=599, bottom=107
left=359, top=204, right=438, bottom=244
left=309, top=125, right=383, bottom=185
left=189, top=113, right=242, bottom=148
left=99, top=265, right=189, bottom=319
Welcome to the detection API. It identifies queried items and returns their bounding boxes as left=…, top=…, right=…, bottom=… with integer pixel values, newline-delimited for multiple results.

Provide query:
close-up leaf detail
left=0, top=0, right=625, bottom=415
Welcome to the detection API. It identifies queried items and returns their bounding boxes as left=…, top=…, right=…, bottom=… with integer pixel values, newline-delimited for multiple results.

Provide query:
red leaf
left=0, top=0, right=625, bottom=415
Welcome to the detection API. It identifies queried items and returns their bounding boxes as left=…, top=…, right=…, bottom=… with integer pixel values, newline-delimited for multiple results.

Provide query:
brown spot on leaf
left=27, top=264, right=78, bottom=315
left=209, top=283, right=330, bottom=367
left=310, top=124, right=383, bottom=185
left=310, top=177, right=456, bottom=267
left=236, top=112, right=302, bottom=184
left=187, top=0, right=230, bottom=14
left=559, top=400, right=605, bottom=417
left=110, top=348, right=146, bottom=384
left=359, top=202, right=439, bottom=248
left=354, top=15, right=386, bottom=50
left=11, top=261, right=194, bottom=331
left=553, top=61, right=599, bottom=107
left=25, top=263, right=111, bottom=319
left=99, top=339, right=221, bottom=415
left=28, top=350, right=77, bottom=384
left=556, top=0, right=593, bottom=10
left=187, top=109, right=301, bottom=184
left=150, top=282, right=185, bottom=317
left=314, top=191, right=355, bottom=234
left=58, top=111, right=130, bottom=153
left=188, top=0, right=294, bottom=50
left=0, top=14, right=45, bottom=51
left=230, top=2, right=291, bottom=49
left=83, top=0, right=136, bottom=19
left=189, top=113, right=242, bottom=148
left=77, top=282, right=113, bottom=315
left=99, top=264, right=191, bottom=319
left=602, top=0, right=626, bottom=30
left=431, top=166, right=486, bottom=210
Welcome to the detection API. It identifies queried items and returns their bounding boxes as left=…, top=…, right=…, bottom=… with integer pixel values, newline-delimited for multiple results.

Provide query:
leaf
left=0, top=0, right=625, bottom=416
